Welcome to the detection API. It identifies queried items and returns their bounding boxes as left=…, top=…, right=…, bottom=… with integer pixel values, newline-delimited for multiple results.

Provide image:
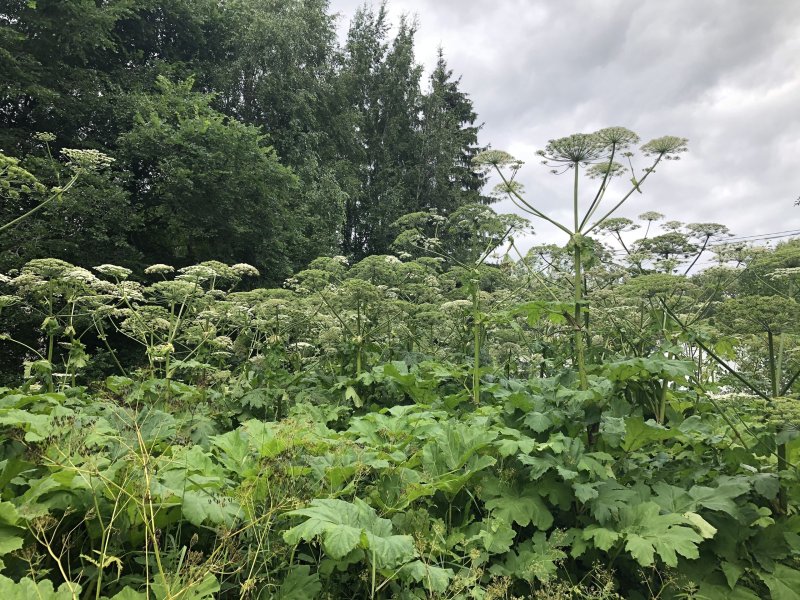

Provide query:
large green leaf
left=179, top=490, right=241, bottom=527
left=421, top=421, right=497, bottom=473
left=759, top=565, right=800, bottom=600
left=397, top=560, right=454, bottom=593
left=465, top=519, right=517, bottom=554
left=0, top=575, right=80, bottom=598
left=284, top=498, right=416, bottom=568
left=622, top=417, right=681, bottom=452
left=490, top=532, right=567, bottom=583
left=0, top=502, right=24, bottom=556
left=480, top=478, right=554, bottom=530
left=149, top=573, right=219, bottom=600
left=276, top=566, right=321, bottom=600
left=588, top=502, right=705, bottom=567
left=688, top=477, right=749, bottom=515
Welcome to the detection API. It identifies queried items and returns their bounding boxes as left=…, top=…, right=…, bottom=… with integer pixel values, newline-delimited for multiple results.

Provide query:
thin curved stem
left=0, top=173, right=80, bottom=233
left=585, top=154, right=664, bottom=235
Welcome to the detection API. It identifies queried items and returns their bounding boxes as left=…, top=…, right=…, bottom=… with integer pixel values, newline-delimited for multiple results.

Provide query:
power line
left=718, top=228, right=800, bottom=242
left=708, top=230, right=800, bottom=246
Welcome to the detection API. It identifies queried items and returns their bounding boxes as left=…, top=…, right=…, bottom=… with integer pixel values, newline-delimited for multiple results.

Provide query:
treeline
left=0, top=0, right=485, bottom=283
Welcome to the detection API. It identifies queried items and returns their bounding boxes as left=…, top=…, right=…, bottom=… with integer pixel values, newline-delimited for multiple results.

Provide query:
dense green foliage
left=1, top=0, right=484, bottom=279
left=0, top=226, right=798, bottom=598
left=1, top=1, right=799, bottom=599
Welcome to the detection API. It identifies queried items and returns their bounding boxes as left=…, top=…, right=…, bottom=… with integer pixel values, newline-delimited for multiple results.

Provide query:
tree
left=0, top=0, right=223, bottom=151
left=339, top=6, right=423, bottom=258
left=118, top=77, right=299, bottom=281
left=410, top=50, right=486, bottom=214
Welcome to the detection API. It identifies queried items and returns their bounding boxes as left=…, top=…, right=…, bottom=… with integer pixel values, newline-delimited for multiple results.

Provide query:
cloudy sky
left=329, top=0, right=800, bottom=260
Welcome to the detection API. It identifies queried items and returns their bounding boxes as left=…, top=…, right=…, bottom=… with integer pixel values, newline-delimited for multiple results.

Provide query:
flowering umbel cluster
left=60, top=148, right=115, bottom=171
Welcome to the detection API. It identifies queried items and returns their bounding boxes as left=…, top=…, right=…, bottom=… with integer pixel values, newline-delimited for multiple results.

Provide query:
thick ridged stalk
left=573, top=166, right=588, bottom=390
left=768, top=330, right=787, bottom=512
left=472, top=281, right=481, bottom=404
left=574, top=242, right=587, bottom=390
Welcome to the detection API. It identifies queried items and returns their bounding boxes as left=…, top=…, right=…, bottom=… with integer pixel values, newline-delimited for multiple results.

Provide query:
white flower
left=144, top=264, right=175, bottom=275
left=63, top=267, right=99, bottom=286
left=211, top=335, right=234, bottom=350
left=441, top=299, right=472, bottom=312
left=231, top=263, right=260, bottom=278
left=94, top=264, right=132, bottom=280
left=176, top=265, right=217, bottom=283
left=61, top=148, right=115, bottom=171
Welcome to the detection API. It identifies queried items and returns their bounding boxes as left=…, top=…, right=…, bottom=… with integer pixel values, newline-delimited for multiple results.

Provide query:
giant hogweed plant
left=0, top=238, right=799, bottom=597
left=0, top=135, right=114, bottom=236
left=473, top=129, right=688, bottom=393
left=0, top=260, right=262, bottom=395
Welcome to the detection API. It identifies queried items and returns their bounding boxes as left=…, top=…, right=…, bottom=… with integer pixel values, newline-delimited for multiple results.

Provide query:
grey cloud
left=330, top=0, right=800, bottom=249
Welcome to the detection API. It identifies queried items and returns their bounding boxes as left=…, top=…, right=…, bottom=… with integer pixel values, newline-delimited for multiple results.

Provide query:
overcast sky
left=329, top=0, right=800, bottom=260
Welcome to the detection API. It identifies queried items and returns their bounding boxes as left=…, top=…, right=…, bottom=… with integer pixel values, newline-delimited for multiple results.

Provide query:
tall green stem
left=572, top=166, right=588, bottom=390
left=0, top=173, right=79, bottom=233
left=767, top=330, right=788, bottom=512
left=472, top=280, right=481, bottom=404
left=573, top=165, right=580, bottom=233
left=573, top=243, right=587, bottom=390
left=768, top=330, right=779, bottom=398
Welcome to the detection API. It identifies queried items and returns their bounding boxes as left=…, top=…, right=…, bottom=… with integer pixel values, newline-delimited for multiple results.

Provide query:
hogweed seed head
left=537, top=133, right=606, bottom=167
left=61, top=148, right=115, bottom=171
left=586, top=161, right=626, bottom=180
left=472, top=150, right=524, bottom=171
left=638, top=211, right=665, bottom=222
left=640, top=136, right=689, bottom=159
left=594, top=126, right=640, bottom=149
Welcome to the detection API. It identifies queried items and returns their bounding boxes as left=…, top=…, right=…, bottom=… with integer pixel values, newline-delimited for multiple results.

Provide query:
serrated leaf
left=491, top=532, right=566, bottom=583
left=759, top=564, right=800, bottom=600
left=482, top=480, right=553, bottom=530
left=284, top=499, right=416, bottom=568
left=397, top=560, right=454, bottom=593
left=364, top=530, right=417, bottom=568
left=688, top=482, right=745, bottom=516
left=345, top=385, right=362, bottom=408
left=573, top=482, right=599, bottom=503
left=0, top=525, right=24, bottom=555
left=150, top=573, right=219, bottom=600
left=614, top=502, right=703, bottom=567
left=0, top=502, right=24, bottom=556
left=625, top=533, right=655, bottom=566
left=243, top=420, right=288, bottom=457
left=469, top=519, right=516, bottom=554
left=752, top=473, right=780, bottom=500
left=583, top=525, right=620, bottom=551
left=209, top=429, right=252, bottom=472
left=721, top=561, right=744, bottom=589
left=622, top=417, right=679, bottom=452
left=0, top=575, right=80, bottom=598
left=589, top=481, right=636, bottom=524
left=652, top=481, right=695, bottom=513
left=277, top=565, right=321, bottom=599
left=180, top=491, right=241, bottom=527
left=523, top=412, right=552, bottom=433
